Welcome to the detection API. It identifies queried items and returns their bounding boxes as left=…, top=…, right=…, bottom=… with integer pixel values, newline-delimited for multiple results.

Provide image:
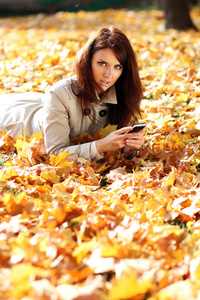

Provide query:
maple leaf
left=98, top=124, right=117, bottom=138
left=40, top=170, right=60, bottom=184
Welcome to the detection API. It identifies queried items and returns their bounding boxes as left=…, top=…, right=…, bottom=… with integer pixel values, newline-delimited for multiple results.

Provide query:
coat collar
left=96, top=85, right=117, bottom=105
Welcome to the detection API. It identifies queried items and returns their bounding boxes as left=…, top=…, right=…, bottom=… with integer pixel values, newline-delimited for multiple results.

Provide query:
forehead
left=92, top=48, right=120, bottom=63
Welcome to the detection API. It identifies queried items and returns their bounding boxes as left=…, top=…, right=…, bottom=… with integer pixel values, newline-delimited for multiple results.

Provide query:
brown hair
left=73, top=27, right=143, bottom=128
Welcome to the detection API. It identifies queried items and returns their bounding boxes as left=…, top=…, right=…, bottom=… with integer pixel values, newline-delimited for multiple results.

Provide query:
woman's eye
left=115, top=65, right=122, bottom=70
left=98, top=61, right=106, bottom=66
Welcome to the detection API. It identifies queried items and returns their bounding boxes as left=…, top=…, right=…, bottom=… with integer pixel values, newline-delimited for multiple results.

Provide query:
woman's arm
left=42, top=89, right=103, bottom=161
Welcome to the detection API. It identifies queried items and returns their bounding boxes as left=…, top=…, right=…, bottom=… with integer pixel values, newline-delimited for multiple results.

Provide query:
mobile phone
left=128, top=123, right=146, bottom=133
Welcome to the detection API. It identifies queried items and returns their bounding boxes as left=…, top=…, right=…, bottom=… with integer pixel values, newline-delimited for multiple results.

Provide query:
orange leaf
left=40, top=170, right=60, bottom=184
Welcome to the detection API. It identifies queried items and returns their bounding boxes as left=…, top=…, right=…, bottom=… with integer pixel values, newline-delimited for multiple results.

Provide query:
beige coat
left=0, top=76, right=117, bottom=161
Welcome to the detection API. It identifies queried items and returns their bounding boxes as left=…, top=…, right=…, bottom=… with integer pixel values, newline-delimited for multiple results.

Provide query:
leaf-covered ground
left=1, top=8, right=200, bottom=300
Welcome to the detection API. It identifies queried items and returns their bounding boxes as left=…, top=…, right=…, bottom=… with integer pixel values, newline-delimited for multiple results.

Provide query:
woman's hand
left=95, top=126, right=145, bottom=154
left=122, top=128, right=145, bottom=155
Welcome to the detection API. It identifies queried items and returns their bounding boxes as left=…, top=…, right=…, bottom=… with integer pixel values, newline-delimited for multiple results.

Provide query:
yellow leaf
left=14, top=191, right=28, bottom=205
left=14, top=138, right=24, bottom=152
left=101, top=242, right=128, bottom=259
left=72, top=238, right=99, bottom=264
left=11, top=262, right=51, bottom=299
left=163, top=172, right=175, bottom=188
left=186, top=119, right=196, bottom=128
left=109, top=272, right=152, bottom=300
left=28, top=132, right=43, bottom=142
left=4, top=161, right=13, bottom=167
left=98, top=124, right=117, bottom=138
left=11, top=263, right=40, bottom=284
left=169, top=133, right=185, bottom=148
left=10, top=263, right=46, bottom=299
left=50, top=151, right=69, bottom=167
left=2, top=192, right=27, bottom=214
left=0, top=167, right=18, bottom=180
left=146, top=198, right=163, bottom=219
left=177, top=92, right=188, bottom=102
left=38, top=237, right=49, bottom=253
left=35, top=184, right=52, bottom=193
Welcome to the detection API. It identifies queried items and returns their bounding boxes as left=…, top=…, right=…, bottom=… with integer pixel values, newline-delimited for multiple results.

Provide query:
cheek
left=91, top=65, right=100, bottom=79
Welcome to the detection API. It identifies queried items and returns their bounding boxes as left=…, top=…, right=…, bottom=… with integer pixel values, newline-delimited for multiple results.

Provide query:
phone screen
left=128, top=123, right=146, bottom=133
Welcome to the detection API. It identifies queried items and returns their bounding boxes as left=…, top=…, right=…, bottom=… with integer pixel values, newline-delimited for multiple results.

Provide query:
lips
left=100, top=80, right=110, bottom=86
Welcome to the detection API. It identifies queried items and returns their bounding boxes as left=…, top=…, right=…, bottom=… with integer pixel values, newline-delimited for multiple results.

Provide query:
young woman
left=0, top=27, right=144, bottom=161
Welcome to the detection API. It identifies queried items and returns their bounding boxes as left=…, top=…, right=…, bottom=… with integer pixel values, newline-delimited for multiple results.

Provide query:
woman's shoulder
left=44, top=75, right=80, bottom=105
left=49, top=75, right=78, bottom=94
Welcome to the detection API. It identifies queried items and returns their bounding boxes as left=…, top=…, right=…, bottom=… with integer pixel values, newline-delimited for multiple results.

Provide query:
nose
left=105, top=67, right=112, bottom=77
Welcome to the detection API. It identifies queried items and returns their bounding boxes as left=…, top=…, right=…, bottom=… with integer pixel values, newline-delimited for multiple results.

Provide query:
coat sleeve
left=42, top=89, right=104, bottom=162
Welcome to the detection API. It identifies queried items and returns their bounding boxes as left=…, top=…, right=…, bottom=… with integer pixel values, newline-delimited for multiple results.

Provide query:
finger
left=128, top=127, right=146, bottom=137
left=117, top=126, right=134, bottom=135
left=125, top=138, right=144, bottom=148
left=125, top=137, right=144, bottom=144
left=125, top=130, right=144, bottom=138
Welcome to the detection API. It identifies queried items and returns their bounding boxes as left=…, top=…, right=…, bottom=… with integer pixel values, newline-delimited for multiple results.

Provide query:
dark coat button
left=99, top=110, right=107, bottom=117
left=84, top=108, right=91, bottom=116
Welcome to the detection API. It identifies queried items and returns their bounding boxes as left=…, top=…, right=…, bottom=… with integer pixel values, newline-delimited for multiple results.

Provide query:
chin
left=101, top=86, right=110, bottom=92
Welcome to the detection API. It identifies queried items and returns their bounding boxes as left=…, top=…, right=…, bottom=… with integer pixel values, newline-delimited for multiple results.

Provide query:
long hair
left=73, top=27, right=143, bottom=128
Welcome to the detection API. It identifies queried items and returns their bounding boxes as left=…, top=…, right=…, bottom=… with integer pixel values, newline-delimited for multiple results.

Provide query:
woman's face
left=91, top=48, right=123, bottom=94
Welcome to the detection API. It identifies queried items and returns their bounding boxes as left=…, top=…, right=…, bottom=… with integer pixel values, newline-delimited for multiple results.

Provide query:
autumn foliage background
left=1, top=7, right=200, bottom=300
